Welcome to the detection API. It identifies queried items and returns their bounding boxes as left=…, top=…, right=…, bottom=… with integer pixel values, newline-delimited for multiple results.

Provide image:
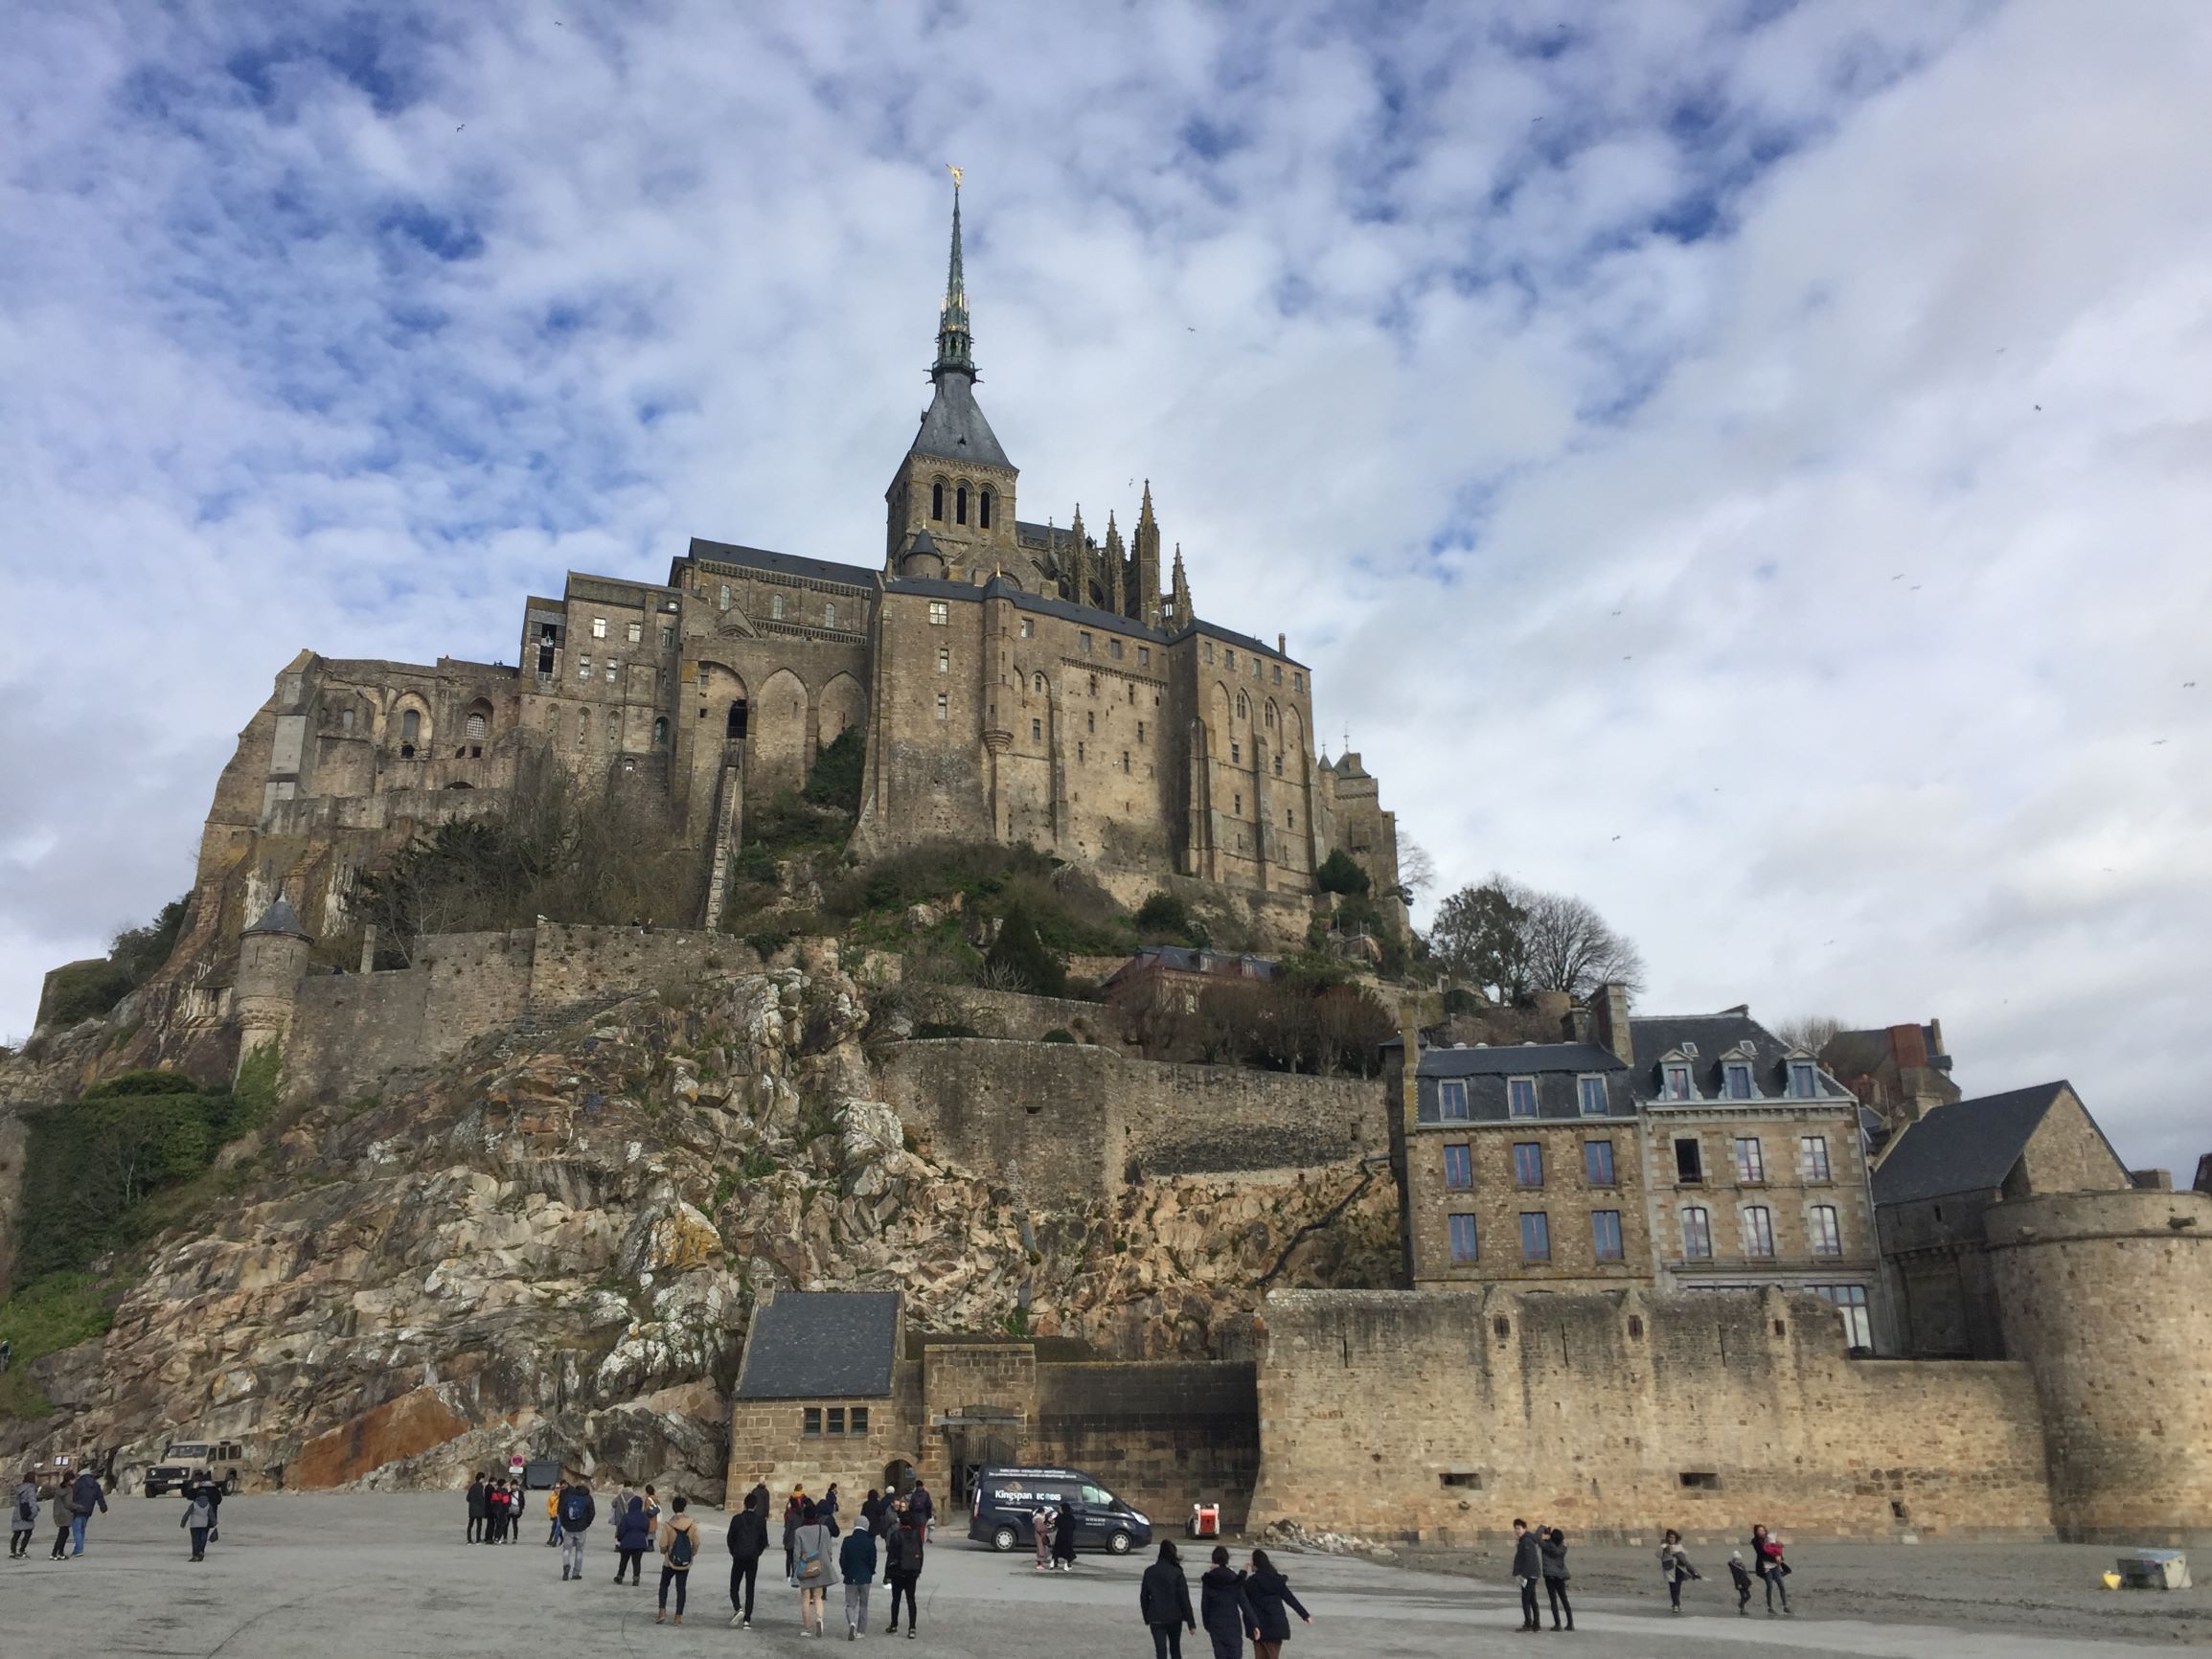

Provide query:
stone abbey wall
left=874, top=1037, right=1388, bottom=1204
left=1248, top=1287, right=2054, bottom=1544
left=1031, top=1361, right=1262, bottom=1532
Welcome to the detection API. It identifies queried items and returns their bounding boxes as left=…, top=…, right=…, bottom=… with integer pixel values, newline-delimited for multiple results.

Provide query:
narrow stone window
left=578, top=653, right=592, bottom=681
left=825, top=602, right=836, bottom=628
left=803, top=1407, right=822, bottom=1437
left=591, top=616, right=607, bottom=639
left=851, top=1407, right=869, bottom=1435
left=718, top=584, right=731, bottom=610
left=956, top=485, right=969, bottom=525
left=652, top=716, right=668, bottom=748
left=931, top=482, right=944, bottom=520
left=577, top=709, right=589, bottom=746
left=979, top=488, right=992, bottom=529
left=1020, top=617, right=1034, bottom=638
left=659, top=625, right=673, bottom=649
left=938, top=648, right=950, bottom=674
left=1031, top=719, right=1041, bottom=740
left=627, top=620, right=642, bottom=644
left=827, top=1407, right=845, bottom=1435
left=772, top=593, right=786, bottom=621
left=935, top=693, right=948, bottom=720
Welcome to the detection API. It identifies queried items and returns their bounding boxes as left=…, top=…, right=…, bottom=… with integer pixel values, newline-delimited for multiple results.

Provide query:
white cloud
left=2, top=0, right=2206, bottom=1177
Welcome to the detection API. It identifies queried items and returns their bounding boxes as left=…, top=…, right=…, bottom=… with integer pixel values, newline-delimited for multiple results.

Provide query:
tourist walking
left=1243, top=1548, right=1311, bottom=1659
left=839, top=1512, right=878, bottom=1640
left=68, top=1466, right=106, bottom=1556
left=822, top=1482, right=841, bottom=1531
left=1052, top=1496, right=1079, bottom=1571
left=655, top=1494, right=701, bottom=1625
left=181, top=1485, right=215, bottom=1561
left=546, top=1482, right=562, bottom=1546
left=1032, top=1501, right=1054, bottom=1570
left=11, top=1470, right=36, bottom=1558
left=1197, top=1545, right=1256, bottom=1659
left=615, top=1493, right=652, bottom=1585
left=1658, top=1529, right=1699, bottom=1614
left=1510, top=1518, right=1543, bottom=1632
left=467, top=1473, right=488, bottom=1543
left=1140, top=1539, right=1198, bottom=1659
left=1751, top=1524, right=1791, bottom=1616
left=558, top=1480, right=595, bottom=1580
left=791, top=1499, right=840, bottom=1637
left=784, top=1489, right=807, bottom=1583
left=728, top=1486, right=769, bottom=1627
left=1540, top=1528, right=1573, bottom=1632
left=47, top=1479, right=74, bottom=1560
left=1727, top=1550, right=1754, bottom=1614
left=197, top=1476, right=223, bottom=1548
left=882, top=1508, right=924, bottom=1638
left=906, top=1478, right=933, bottom=1540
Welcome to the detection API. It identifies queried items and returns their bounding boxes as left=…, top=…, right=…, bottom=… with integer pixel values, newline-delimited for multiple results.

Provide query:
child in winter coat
left=1727, top=1550, right=1754, bottom=1615
left=1658, top=1529, right=1700, bottom=1614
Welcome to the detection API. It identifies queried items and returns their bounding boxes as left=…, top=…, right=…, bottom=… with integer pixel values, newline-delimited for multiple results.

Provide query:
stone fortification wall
left=1987, top=1187, right=2212, bottom=1543
left=1032, top=1361, right=1261, bottom=1531
left=1248, top=1287, right=2052, bottom=1544
left=911, top=987, right=1116, bottom=1043
left=288, top=930, right=535, bottom=1101
left=285, top=922, right=761, bottom=1102
left=874, top=1038, right=1387, bottom=1204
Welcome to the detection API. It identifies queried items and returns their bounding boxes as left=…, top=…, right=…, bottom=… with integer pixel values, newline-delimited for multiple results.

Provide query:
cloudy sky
left=4, top=1, right=2206, bottom=1171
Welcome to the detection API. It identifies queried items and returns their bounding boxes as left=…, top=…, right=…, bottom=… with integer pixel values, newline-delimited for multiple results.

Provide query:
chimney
left=1888, top=1021, right=1928, bottom=1070
left=1593, top=981, right=1633, bottom=1067
left=1397, top=1000, right=1424, bottom=1134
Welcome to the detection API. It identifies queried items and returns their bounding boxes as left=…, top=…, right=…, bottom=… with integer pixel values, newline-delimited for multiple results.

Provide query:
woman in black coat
left=1243, top=1548, right=1312, bottom=1659
left=1197, top=1545, right=1256, bottom=1659
left=1052, top=1497, right=1079, bottom=1569
left=1140, top=1539, right=1198, bottom=1659
left=1540, top=1527, right=1573, bottom=1632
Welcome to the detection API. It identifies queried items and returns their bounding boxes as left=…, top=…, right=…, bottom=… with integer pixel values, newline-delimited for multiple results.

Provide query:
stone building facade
left=177, top=180, right=1399, bottom=1016
left=1389, top=990, right=1880, bottom=1348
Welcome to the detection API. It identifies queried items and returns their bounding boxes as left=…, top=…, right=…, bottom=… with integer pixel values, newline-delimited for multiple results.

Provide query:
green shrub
left=1133, top=892, right=1204, bottom=945
left=1316, top=850, right=1372, bottom=898
left=1040, top=1028, right=1077, bottom=1044
left=745, top=930, right=792, bottom=956
left=39, top=960, right=136, bottom=1029
left=80, top=1069, right=202, bottom=1100
left=985, top=901, right=1066, bottom=996
left=802, top=727, right=866, bottom=813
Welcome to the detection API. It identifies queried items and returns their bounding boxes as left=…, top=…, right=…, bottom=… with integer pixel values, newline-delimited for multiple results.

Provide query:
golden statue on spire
left=946, top=163, right=962, bottom=189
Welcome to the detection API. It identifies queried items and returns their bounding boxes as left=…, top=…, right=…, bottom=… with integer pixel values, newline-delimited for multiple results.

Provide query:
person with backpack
left=783, top=1488, right=807, bottom=1583
left=558, top=1480, right=596, bottom=1580
left=1658, top=1529, right=1699, bottom=1614
left=11, top=1470, right=37, bottom=1558
left=1751, top=1524, right=1791, bottom=1616
left=67, top=1466, right=106, bottom=1556
left=1139, top=1539, right=1198, bottom=1659
left=1197, top=1544, right=1256, bottom=1659
left=614, top=1493, right=652, bottom=1586
left=1243, top=1548, right=1311, bottom=1659
left=656, top=1494, right=702, bottom=1625
left=790, top=1497, right=840, bottom=1637
left=882, top=1509, right=924, bottom=1638
left=839, top=1513, right=878, bottom=1640
left=1540, top=1527, right=1573, bottom=1632
left=47, top=1478, right=75, bottom=1560
left=180, top=1483, right=216, bottom=1562
left=727, top=1486, right=770, bottom=1628
left=906, top=1478, right=934, bottom=1540
left=1726, top=1550, right=1755, bottom=1615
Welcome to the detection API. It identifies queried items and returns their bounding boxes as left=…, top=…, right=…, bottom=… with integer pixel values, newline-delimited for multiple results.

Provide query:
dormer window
left=1507, top=1078, right=1539, bottom=1119
left=1723, top=1061, right=1753, bottom=1100
left=1438, top=1080, right=1469, bottom=1121
left=1663, top=1063, right=1693, bottom=1101
left=1787, top=1060, right=1818, bottom=1099
left=1680, top=1041, right=1699, bottom=1057
left=1577, top=1076, right=1608, bottom=1117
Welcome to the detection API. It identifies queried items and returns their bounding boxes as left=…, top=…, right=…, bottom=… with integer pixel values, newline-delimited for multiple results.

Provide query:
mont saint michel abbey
left=202, top=183, right=1401, bottom=943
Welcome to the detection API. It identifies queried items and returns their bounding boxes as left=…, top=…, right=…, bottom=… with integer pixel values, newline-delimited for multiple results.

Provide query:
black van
left=968, top=1466, right=1153, bottom=1556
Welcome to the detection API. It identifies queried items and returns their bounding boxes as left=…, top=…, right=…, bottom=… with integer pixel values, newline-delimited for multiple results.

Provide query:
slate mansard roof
left=1869, top=1081, right=2091, bottom=1206
left=734, top=1291, right=901, bottom=1400
left=685, top=538, right=879, bottom=592
left=1409, top=1042, right=1635, bottom=1124
left=1630, top=1013, right=1841, bottom=1104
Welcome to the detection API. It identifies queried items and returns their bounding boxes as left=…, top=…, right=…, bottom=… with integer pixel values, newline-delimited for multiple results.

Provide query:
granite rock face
left=0, top=963, right=1396, bottom=1496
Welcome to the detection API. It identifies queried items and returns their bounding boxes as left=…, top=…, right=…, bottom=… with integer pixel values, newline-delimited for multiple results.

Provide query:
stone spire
left=1069, top=504, right=1089, bottom=604
left=1169, top=542, right=1192, bottom=629
left=1133, top=481, right=1162, bottom=625
left=934, top=173, right=973, bottom=378
left=1102, top=510, right=1125, bottom=615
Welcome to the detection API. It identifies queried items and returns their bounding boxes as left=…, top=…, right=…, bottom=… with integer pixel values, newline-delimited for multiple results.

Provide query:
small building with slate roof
left=1872, top=1081, right=2132, bottom=1358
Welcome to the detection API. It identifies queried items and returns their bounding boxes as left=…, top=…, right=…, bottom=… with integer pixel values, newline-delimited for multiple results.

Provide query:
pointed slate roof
left=243, top=896, right=309, bottom=940
left=909, top=370, right=1011, bottom=470
left=1871, top=1081, right=2080, bottom=1205
left=734, top=1291, right=901, bottom=1399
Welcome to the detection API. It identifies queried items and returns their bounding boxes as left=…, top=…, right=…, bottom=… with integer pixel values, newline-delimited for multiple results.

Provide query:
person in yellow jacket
left=547, top=1484, right=562, bottom=1547
left=655, top=1494, right=703, bottom=1626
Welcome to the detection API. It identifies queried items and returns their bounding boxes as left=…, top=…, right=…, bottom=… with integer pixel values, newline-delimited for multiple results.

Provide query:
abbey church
left=201, top=182, right=1401, bottom=944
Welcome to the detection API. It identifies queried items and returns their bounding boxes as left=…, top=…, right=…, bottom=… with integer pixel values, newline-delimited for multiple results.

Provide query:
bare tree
left=1427, top=875, right=1645, bottom=1002
left=1775, top=1014, right=1850, bottom=1056
left=1396, top=839, right=1439, bottom=904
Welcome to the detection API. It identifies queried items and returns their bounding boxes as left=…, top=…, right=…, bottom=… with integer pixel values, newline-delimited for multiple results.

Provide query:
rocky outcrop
left=0, top=954, right=1396, bottom=1496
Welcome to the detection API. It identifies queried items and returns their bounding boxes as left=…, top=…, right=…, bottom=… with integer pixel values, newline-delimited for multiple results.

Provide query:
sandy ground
left=0, top=1492, right=2201, bottom=1658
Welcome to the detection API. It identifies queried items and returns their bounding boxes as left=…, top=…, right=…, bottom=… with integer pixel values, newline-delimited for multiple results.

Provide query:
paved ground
left=1, top=1494, right=2202, bottom=1657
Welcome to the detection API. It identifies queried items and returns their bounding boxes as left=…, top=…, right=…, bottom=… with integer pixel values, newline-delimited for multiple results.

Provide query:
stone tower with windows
left=884, top=177, right=1020, bottom=580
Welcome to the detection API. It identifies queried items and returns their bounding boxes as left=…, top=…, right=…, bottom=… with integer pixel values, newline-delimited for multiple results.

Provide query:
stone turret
left=235, top=896, right=311, bottom=1083
left=1986, top=1186, right=2212, bottom=1542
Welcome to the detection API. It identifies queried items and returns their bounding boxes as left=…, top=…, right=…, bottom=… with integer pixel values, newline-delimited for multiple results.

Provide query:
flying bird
left=1609, top=835, right=1620, bottom=842
left=2034, top=403, right=2041, bottom=411
left=1909, top=584, right=1922, bottom=591
left=2185, top=681, right=2198, bottom=689
left=2153, top=739, right=2169, bottom=746
left=456, top=124, right=466, bottom=131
